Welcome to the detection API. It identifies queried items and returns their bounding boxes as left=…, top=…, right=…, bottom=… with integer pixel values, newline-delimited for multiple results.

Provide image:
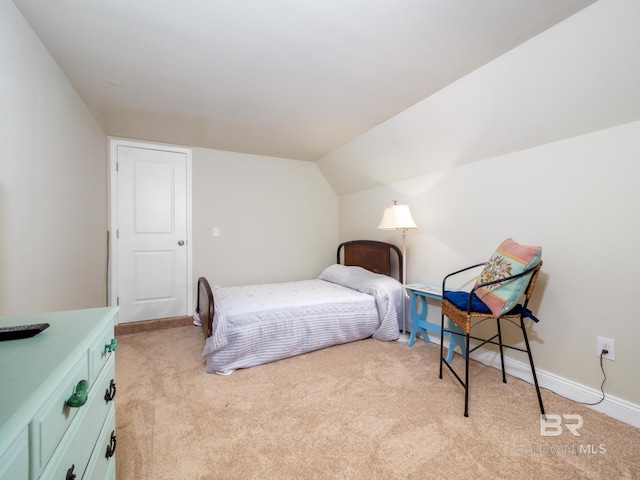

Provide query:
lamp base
left=396, top=331, right=411, bottom=344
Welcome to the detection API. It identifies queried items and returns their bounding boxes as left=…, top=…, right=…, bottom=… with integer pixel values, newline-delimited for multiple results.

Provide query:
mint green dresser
left=0, top=307, right=119, bottom=480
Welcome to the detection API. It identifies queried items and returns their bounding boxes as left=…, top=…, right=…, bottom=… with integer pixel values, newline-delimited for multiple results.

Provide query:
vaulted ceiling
left=13, top=0, right=595, bottom=161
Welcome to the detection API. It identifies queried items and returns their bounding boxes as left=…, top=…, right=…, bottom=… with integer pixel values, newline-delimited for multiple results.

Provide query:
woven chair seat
left=442, top=298, right=492, bottom=334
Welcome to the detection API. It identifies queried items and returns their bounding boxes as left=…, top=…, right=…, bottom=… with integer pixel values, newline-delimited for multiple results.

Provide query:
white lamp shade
left=377, top=204, right=417, bottom=230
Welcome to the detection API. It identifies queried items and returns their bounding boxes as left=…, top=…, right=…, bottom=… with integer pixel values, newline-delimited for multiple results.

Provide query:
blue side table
left=405, top=284, right=466, bottom=364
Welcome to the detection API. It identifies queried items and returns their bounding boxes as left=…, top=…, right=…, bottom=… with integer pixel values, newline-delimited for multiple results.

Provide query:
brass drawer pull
left=105, top=431, right=117, bottom=458
left=66, top=464, right=76, bottom=480
left=104, top=379, right=117, bottom=402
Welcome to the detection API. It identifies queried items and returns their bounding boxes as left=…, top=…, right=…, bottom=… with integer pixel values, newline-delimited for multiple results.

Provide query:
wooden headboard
left=337, top=240, right=402, bottom=282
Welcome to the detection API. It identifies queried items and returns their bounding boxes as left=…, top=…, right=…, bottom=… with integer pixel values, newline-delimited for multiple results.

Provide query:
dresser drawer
left=87, top=355, right=117, bottom=447
left=83, top=405, right=116, bottom=480
left=29, top=354, right=89, bottom=477
left=89, top=321, right=117, bottom=386
left=0, top=428, right=28, bottom=480
left=37, top=356, right=116, bottom=480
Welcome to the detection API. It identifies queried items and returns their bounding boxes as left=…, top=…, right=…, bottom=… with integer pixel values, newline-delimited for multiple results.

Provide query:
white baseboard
left=432, top=335, right=640, bottom=428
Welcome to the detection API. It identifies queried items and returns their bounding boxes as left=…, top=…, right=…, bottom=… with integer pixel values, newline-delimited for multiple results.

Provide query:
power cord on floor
left=541, top=349, right=608, bottom=406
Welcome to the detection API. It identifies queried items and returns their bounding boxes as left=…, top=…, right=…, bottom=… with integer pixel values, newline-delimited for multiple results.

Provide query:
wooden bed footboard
left=197, top=240, right=402, bottom=339
left=197, top=276, right=214, bottom=338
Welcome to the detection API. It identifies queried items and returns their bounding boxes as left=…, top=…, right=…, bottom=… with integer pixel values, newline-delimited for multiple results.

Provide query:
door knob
left=178, top=240, right=185, bottom=246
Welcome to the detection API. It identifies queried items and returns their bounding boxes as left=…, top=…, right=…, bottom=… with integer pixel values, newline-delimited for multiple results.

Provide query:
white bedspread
left=201, top=265, right=403, bottom=374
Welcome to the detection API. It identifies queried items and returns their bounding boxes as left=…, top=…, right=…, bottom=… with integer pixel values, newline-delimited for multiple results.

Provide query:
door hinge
left=116, top=162, right=119, bottom=172
left=116, top=229, right=119, bottom=239
left=116, top=297, right=119, bottom=306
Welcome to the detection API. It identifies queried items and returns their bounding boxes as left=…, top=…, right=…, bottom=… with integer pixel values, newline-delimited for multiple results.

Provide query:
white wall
left=0, top=0, right=108, bottom=315
left=318, top=0, right=640, bottom=196
left=327, top=0, right=640, bottom=415
left=191, top=147, right=338, bottom=288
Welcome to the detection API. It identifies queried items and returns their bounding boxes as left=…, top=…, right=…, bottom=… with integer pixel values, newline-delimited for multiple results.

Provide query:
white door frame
left=108, top=137, right=193, bottom=324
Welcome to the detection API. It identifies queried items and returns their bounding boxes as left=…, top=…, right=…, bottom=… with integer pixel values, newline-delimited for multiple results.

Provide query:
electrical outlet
left=596, top=336, right=615, bottom=361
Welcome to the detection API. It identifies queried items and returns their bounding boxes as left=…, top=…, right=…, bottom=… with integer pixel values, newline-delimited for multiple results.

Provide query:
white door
left=109, top=139, right=192, bottom=323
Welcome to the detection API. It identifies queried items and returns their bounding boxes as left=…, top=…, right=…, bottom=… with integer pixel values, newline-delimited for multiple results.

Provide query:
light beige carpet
left=115, top=325, right=640, bottom=479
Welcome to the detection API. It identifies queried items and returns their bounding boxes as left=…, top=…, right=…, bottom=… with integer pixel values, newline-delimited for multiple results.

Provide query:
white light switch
left=212, top=227, right=220, bottom=237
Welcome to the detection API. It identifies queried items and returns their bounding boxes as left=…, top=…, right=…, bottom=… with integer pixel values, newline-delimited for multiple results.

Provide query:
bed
left=195, top=240, right=404, bottom=374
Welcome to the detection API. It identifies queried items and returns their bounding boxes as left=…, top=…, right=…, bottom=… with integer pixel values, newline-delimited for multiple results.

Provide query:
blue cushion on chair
left=445, top=290, right=540, bottom=322
left=444, top=290, right=491, bottom=314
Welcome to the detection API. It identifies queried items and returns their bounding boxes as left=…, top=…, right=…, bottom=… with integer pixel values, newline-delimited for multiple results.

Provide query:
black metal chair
left=439, top=261, right=545, bottom=417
